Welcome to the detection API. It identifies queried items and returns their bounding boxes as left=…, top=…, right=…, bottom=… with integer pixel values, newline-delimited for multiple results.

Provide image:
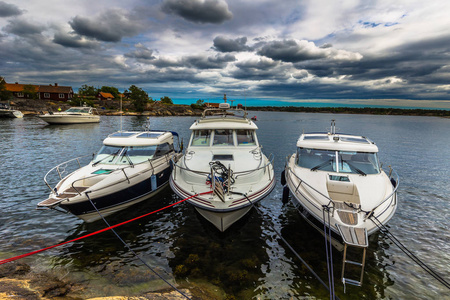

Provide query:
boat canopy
left=104, top=131, right=174, bottom=147
left=297, top=133, right=379, bottom=152
left=190, top=118, right=257, bottom=130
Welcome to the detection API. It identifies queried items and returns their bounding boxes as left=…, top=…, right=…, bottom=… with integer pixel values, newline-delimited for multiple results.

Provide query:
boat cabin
left=296, top=134, right=381, bottom=175
left=189, top=128, right=258, bottom=148
left=93, top=131, right=176, bottom=166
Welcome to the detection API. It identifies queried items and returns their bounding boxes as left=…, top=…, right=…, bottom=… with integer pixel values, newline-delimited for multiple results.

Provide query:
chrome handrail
left=44, top=154, right=93, bottom=194
left=68, top=153, right=173, bottom=196
left=45, top=153, right=174, bottom=196
left=171, top=152, right=274, bottom=178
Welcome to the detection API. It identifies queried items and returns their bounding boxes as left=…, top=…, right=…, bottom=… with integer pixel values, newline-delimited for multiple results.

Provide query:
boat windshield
left=66, top=107, right=91, bottom=113
left=191, top=130, right=211, bottom=146
left=93, top=145, right=158, bottom=165
left=338, top=151, right=380, bottom=174
left=297, top=148, right=380, bottom=174
left=213, top=129, right=234, bottom=146
left=297, top=148, right=336, bottom=171
left=236, top=129, right=256, bottom=146
left=190, top=129, right=258, bottom=147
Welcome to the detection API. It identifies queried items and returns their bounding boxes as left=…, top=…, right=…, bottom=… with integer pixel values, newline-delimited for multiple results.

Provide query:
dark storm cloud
left=258, top=39, right=327, bottom=62
left=213, top=36, right=251, bottom=52
left=150, top=53, right=235, bottom=69
left=0, top=1, right=23, bottom=17
left=53, top=32, right=100, bottom=49
left=231, top=58, right=290, bottom=81
left=235, top=58, right=279, bottom=70
left=4, top=19, right=44, bottom=35
left=183, top=53, right=235, bottom=69
left=69, top=9, right=145, bottom=42
left=161, top=0, right=232, bottom=24
left=296, top=33, right=450, bottom=86
left=125, top=44, right=156, bottom=61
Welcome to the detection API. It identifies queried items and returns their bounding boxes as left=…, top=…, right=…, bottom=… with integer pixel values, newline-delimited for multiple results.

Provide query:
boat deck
left=38, top=187, right=88, bottom=207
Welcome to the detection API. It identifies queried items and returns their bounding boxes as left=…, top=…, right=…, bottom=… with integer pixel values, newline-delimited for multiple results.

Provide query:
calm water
left=0, top=112, right=449, bottom=299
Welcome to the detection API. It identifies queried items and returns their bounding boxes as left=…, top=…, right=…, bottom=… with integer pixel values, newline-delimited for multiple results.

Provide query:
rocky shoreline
left=0, top=261, right=225, bottom=300
left=8, top=99, right=204, bottom=117
left=7, top=99, right=450, bottom=117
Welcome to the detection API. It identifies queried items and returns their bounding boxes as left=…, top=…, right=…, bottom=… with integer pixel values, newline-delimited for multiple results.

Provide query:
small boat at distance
left=38, top=126, right=182, bottom=222
left=38, top=106, right=100, bottom=124
left=170, top=103, right=275, bottom=232
left=282, top=120, right=399, bottom=288
left=0, top=102, right=23, bottom=118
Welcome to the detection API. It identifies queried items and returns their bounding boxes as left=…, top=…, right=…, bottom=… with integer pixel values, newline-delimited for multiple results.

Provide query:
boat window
left=93, top=145, right=123, bottom=164
left=338, top=151, right=380, bottom=174
left=66, top=108, right=81, bottom=113
left=213, top=129, right=234, bottom=146
left=119, top=145, right=158, bottom=164
left=297, top=148, right=336, bottom=171
left=339, top=136, right=370, bottom=144
left=191, top=130, right=211, bottom=146
left=137, top=132, right=163, bottom=138
left=303, top=135, right=329, bottom=141
left=154, top=143, right=174, bottom=158
left=212, top=154, right=233, bottom=160
left=110, top=132, right=136, bottom=137
left=80, top=107, right=91, bottom=113
left=236, top=130, right=256, bottom=146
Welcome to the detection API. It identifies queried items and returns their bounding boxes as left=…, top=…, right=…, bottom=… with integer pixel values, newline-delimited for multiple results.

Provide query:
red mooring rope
left=0, top=191, right=212, bottom=265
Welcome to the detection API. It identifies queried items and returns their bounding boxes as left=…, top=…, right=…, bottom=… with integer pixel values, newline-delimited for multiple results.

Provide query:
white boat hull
left=0, top=109, right=23, bottom=118
left=38, top=115, right=100, bottom=124
left=284, top=154, right=398, bottom=237
left=170, top=161, right=275, bottom=232
left=195, top=206, right=252, bottom=232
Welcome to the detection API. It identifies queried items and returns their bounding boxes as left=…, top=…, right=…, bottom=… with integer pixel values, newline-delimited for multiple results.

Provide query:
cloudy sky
left=1, top=0, right=450, bottom=107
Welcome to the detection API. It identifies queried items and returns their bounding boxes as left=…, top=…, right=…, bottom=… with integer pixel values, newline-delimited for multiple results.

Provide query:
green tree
left=78, top=84, right=98, bottom=97
left=190, top=99, right=205, bottom=110
left=160, top=96, right=173, bottom=105
left=100, top=86, right=119, bottom=98
left=23, top=84, right=38, bottom=99
left=0, top=77, right=12, bottom=100
left=127, top=85, right=150, bottom=112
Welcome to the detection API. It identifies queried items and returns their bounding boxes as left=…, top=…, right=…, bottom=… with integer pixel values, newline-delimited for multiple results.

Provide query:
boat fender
left=390, top=178, right=397, bottom=188
left=280, top=170, right=286, bottom=186
left=282, top=185, right=290, bottom=204
left=151, top=174, right=157, bottom=191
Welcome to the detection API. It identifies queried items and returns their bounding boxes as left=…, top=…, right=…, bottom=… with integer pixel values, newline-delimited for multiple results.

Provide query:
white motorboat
left=170, top=103, right=275, bottom=232
left=38, top=127, right=182, bottom=222
left=282, top=120, right=399, bottom=287
left=38, top=106, right=100, bottom=124
left=0, top=103, right=23, bottom=118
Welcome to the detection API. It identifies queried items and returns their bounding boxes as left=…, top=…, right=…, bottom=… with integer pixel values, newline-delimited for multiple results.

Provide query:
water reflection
left=1, top=113, right=449, bottom=299
left=168, top=207, right=267, bottom=299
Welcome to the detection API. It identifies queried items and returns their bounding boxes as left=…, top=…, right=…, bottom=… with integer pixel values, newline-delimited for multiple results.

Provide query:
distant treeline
left=246, top=106, right=450, bottom=117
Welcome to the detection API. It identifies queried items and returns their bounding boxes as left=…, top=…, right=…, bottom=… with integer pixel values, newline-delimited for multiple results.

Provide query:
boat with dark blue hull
left=38, top=129, right=182, bottom=222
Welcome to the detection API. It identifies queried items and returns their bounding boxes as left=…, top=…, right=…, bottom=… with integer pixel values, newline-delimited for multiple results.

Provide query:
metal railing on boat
left=44, top=153, right=175, bottom=197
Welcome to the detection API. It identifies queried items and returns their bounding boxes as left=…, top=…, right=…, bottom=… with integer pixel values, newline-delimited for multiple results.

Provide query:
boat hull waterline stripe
left=0, top=191, right=212, bottom=265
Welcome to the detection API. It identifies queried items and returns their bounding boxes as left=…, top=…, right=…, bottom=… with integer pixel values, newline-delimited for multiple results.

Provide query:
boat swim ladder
left=286, top=164, right=370, bottom=291
left=337, top=223, right=368, bottom=291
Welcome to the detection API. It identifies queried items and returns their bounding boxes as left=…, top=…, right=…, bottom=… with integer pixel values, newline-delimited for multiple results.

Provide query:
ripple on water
left=0, top=114, right=449, bottom=299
